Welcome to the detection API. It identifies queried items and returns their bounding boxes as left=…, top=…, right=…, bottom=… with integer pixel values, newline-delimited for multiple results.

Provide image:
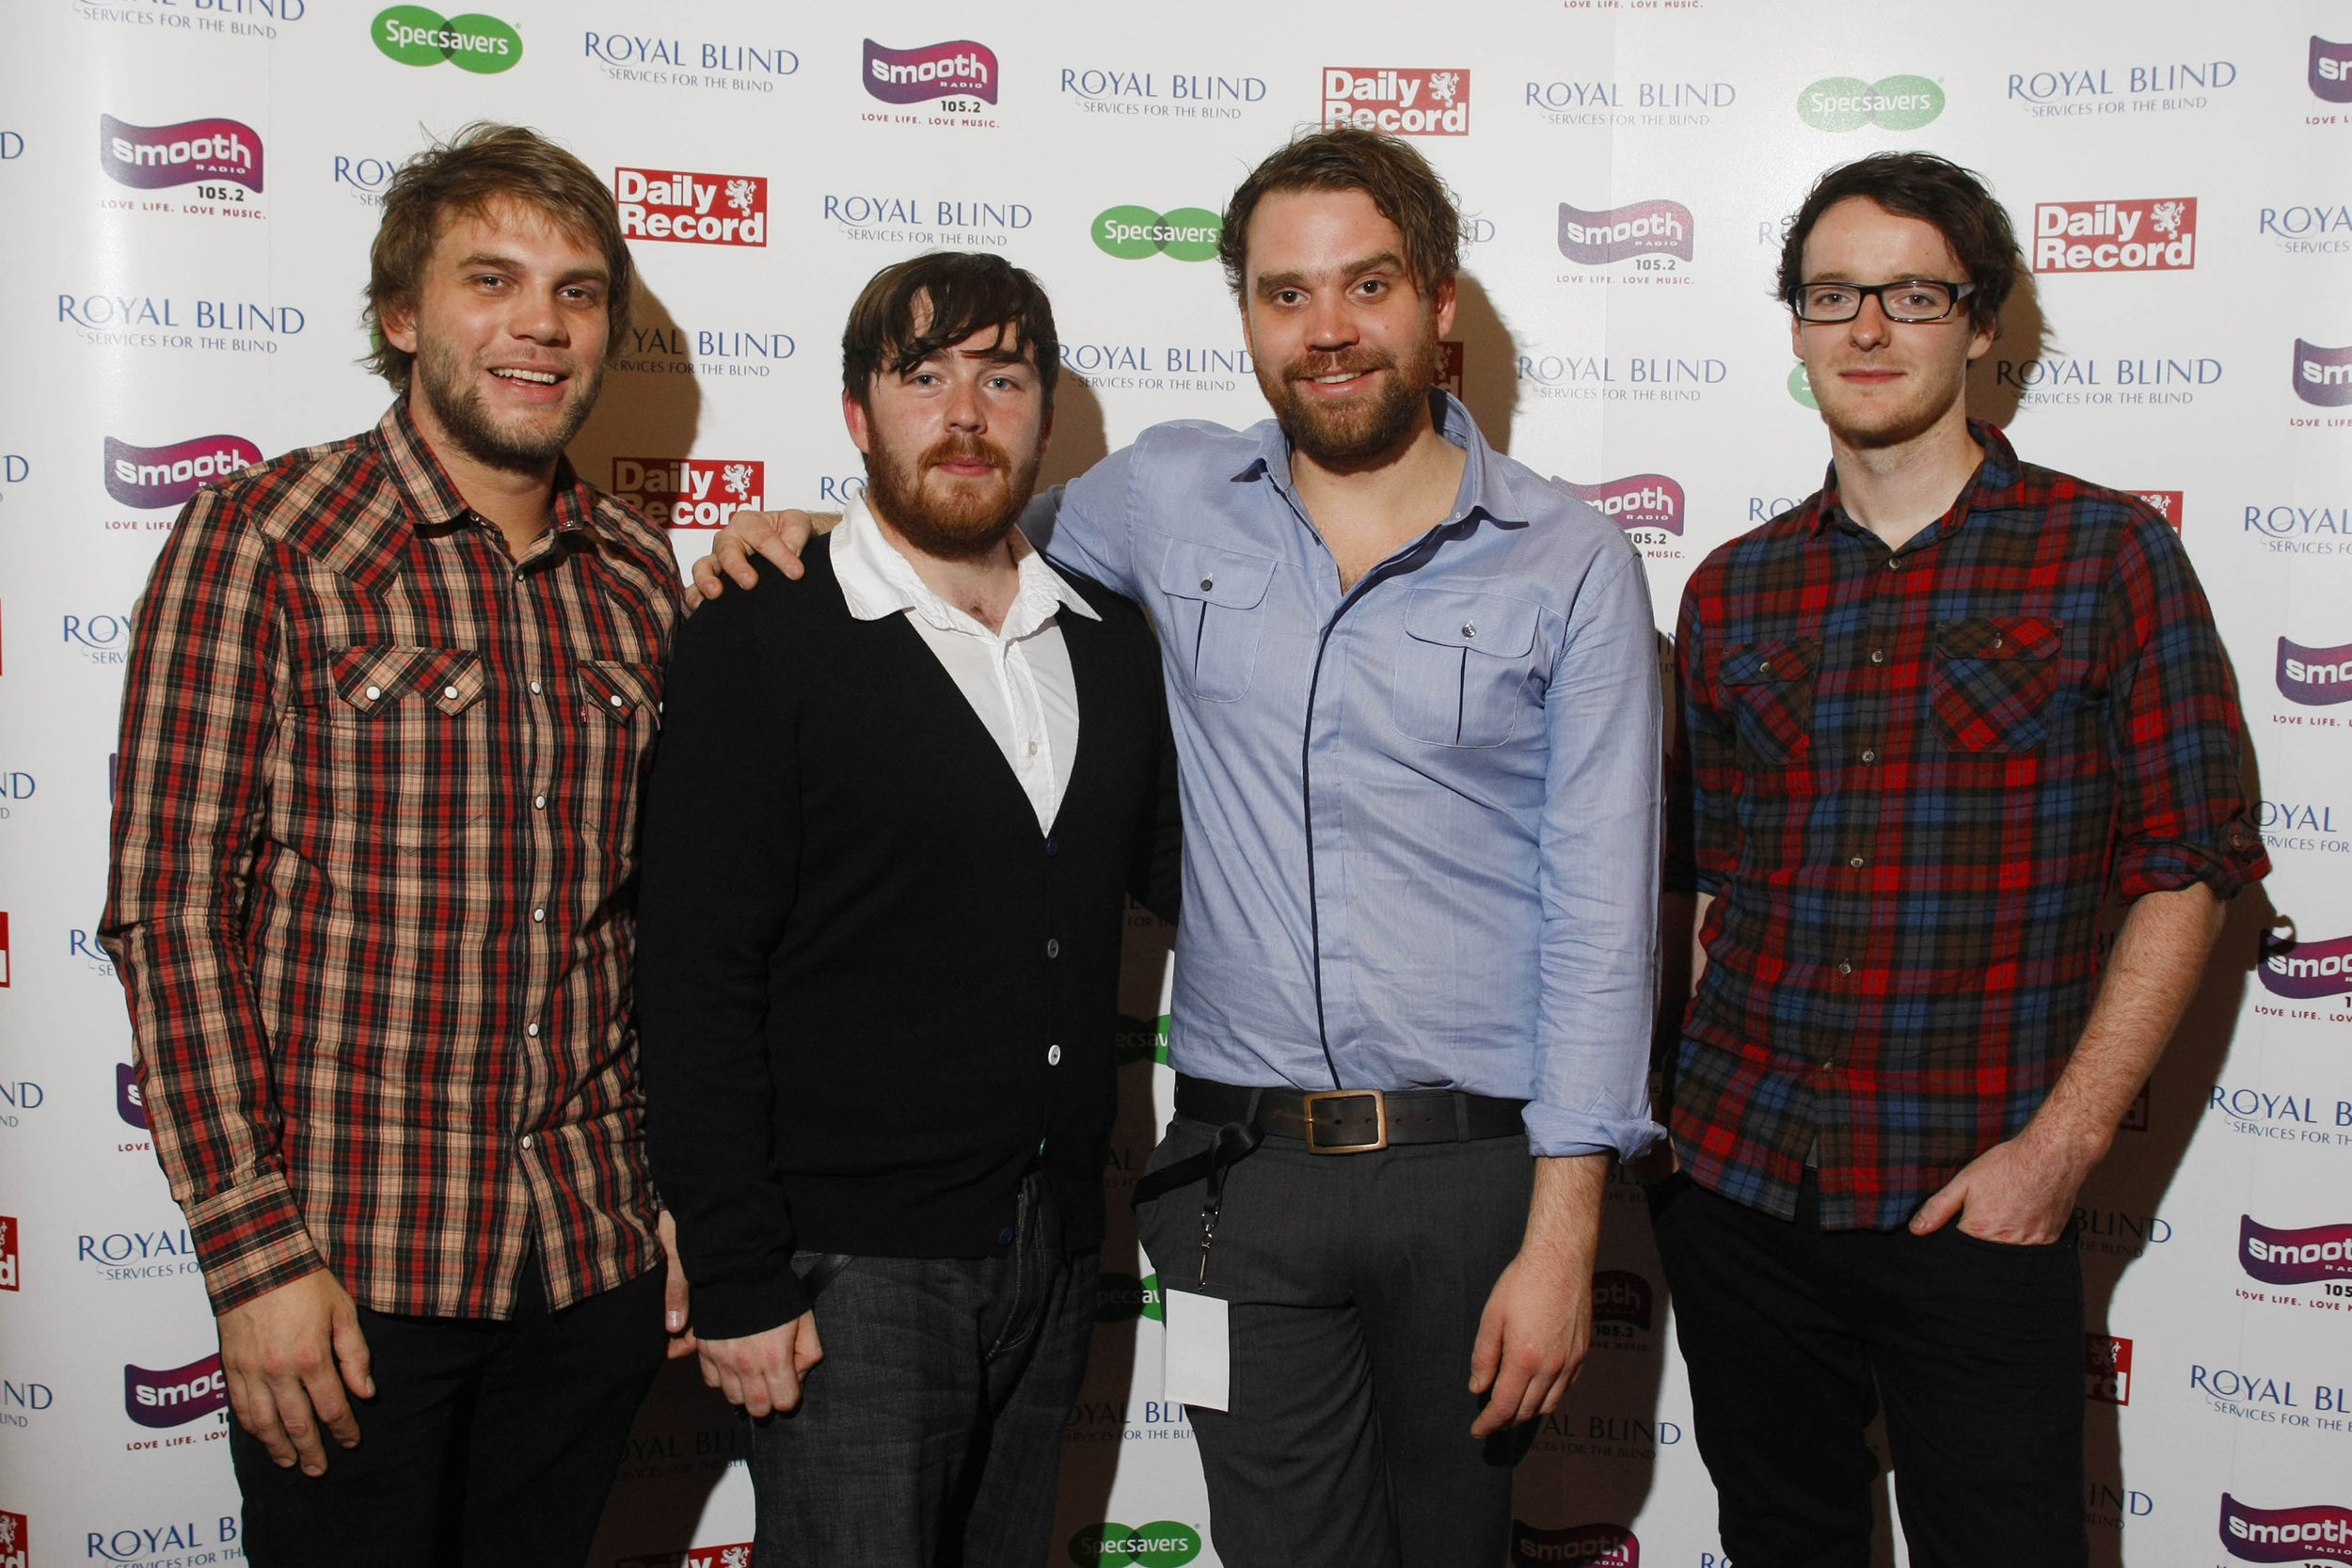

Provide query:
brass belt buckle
left=1300, top=1089, right=1389, bottom=1154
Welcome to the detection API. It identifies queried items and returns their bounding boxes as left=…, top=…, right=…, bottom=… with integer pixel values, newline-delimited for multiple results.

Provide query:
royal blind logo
left=1322, top=68, right=1470, bottom=135
left=2278, top=637, right=2352, bottom=706
left=117, top=1064, right=146, bottom=1130
left=612, top=458, right=763, bottom=529
left=2086, top=1334, right=2132, bottom=1404
left=373, top=7, right=522, bottom=72
left=2314, top=39, right=2352, bottom=103
left=104, top=435, right=263, bottom=510
left=1068, top=1521, right=1203, bottom=1566
left=614, top=169, right=766, bottom=246
left=1557, top=199, right=1693, bottom=266
left=2240, top=1216, right=2352, bottom=1286
left=614, top=1546, right=753, bottom=1568
left=2135, top=490, right=2184, bottom=530
left=1093, top=207, right=1221, bottom=261
left=2295, top=341, right=2352, bottom=406
left=123, top=1353, right=226, bottom=1427
left=2033, top=198, right=2196, bottom=273
left=1509, top=1521, right=1638, bottom=1567
left=1797, top=74, right=1944, bottom=131
left=99, top=117, right=262, bottom=193
left=1559, top=475, right=1685, bottom=535
left=865, top=39, right=997, bottom=104
left=2258, top=931, right=2352, bottom=998
left=2219, top=1495, right=2352, bottom=1562
left=0, top=1214, right=17, bottom=1291
left=0, top=1512, right=24, bottom=1568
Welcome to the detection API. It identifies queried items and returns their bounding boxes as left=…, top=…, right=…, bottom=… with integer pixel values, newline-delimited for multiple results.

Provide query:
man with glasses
left=1653, top=152, right=2265, bottom=1567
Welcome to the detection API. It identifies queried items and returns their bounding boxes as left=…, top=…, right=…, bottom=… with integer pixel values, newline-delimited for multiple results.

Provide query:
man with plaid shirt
left=1653, top=152, right=2266, bottom=1568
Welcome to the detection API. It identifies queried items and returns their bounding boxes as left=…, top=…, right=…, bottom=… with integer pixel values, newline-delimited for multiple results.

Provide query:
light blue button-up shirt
left=1031, top=394, right=1662, bottom=1160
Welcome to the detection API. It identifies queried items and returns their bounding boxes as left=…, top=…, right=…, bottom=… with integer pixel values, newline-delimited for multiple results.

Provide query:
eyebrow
left=1253, top=250, right=1408, bottom=296
left=453, top=251, right=610, bottom=288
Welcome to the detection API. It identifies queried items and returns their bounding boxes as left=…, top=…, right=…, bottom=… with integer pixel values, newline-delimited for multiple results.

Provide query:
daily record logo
left=2314, top=38, right=2352, bottom=103
left=0, top=1214, right=17, bottom=1291
left=613, top=169, right=766, bottom=246
left=1067, top=1522, right=1202, bottom=1566
left=0, top=1512, right=22, bottom=1568
left=2220, top=1495, right=2352, bottom=1563
left=1508, top=1520, right=1637, bottom=1567
left=2295, top=340, right=2352, bottom=406
left=612, top=458, right=763, bottom=529
left=123, top=1352, right=226, bottom=1427
left=99, top=116, right=262, bottom=193
left=615, top=1547, right=751, bottom=1568
left=1093, top=207, right=1220, bottom=261
left=2277, top=637, right=2352, bottom=706
left=104, top=435, right=262, bottom=510
left=2240, top=1216, right=2352, bottom=1286
left=2259, top=930, right=2352, bottom=997
left=865, top=38, right=997, bottom=104
left=1558, top=475, right=1684, bottom=536
left=2032, top=198, right=2196, bottom=273
left=1322, top=68, right=1470, bottom=135
left=2136, top=489, right=2184, bottom=529
left=1796, top=74, right=1943, bottom=131
left=2085, top=1334, right=2132, bottom=1404
left=1556, top=199, right=1692, bottom=266
left=373, top=7, right=522, bottom=72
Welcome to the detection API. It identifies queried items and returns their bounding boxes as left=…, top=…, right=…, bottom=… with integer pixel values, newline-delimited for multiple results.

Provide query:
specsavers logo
left=614, top=169, right=767, bottom=246
left=99, top=117, right=262, bottom=193
left=1069, top=1523, right=1202, bottom=1566
left=1796, top=74, right=1943, bottom=131
left=2033, top=198, right=2197, bottom=273
left=373, top=7, right=521, bottom=71
left=1322, top=68, right=1470, bottom=135
left=1093, top=207, right=1221, bottom=261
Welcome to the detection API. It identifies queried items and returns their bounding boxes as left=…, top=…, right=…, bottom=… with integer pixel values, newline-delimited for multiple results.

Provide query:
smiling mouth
left=490, top=367, right=564, bottom=386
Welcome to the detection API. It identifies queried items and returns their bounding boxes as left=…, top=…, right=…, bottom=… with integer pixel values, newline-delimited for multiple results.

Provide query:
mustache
left=921, top=433, right=1011, bottom=473
left=1285, top=349, right=1399, bottom=384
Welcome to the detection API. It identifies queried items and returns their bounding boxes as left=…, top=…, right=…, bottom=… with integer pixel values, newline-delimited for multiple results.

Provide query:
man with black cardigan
left=632, top=253, right=1181, bottom=1567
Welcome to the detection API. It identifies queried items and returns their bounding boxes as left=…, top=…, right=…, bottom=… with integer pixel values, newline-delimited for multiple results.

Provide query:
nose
left=943, top=372, right=984, bottom=431
left=1847, top=293, right=1892, bottom=349
left=1306, top=289, right=1357, bottom=351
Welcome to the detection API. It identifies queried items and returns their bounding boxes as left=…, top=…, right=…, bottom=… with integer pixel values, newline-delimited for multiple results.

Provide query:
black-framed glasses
left=1789, top=278, right=1977, bottom=324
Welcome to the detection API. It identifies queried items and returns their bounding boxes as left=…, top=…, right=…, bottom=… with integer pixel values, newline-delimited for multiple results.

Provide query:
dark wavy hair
left=1776, top=151, right=2022, bottom=332
left=841, top=251, right=1061, bottom=415
left=1218, top=127, right=1461, bottom=300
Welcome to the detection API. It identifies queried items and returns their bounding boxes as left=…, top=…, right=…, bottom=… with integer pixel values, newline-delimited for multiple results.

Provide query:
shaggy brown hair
left=1777, top=152, right=2022, bottom=332
left=1217, top=127, right=1461, bottom=300
left=840, top=251, right=1061, bottom=416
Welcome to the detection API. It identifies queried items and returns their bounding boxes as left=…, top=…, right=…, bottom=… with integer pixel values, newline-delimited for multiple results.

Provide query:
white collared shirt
left=831, top=496, right=1096, bottom=832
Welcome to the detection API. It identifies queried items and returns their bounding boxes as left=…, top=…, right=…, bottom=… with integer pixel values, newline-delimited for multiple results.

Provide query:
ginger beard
left=1257, top=309, right=1443, bottom=469
left=410, top=331, right=603, bottom=473
left=861, top=425, right=1045, bottom=562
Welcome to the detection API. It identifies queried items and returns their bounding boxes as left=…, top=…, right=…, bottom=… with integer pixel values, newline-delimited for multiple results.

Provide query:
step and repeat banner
left=2, top=2, right=2348, bottom=1565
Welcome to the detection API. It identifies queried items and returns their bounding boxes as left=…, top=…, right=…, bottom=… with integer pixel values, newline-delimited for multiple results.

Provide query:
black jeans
left=746, top=1174, right=1098, bottom=1568
left=230, top=1261, right=666, bottom=1567
left=1134, top=1116, right=1535, bottom=1568
left=1647, top=1171, right=2088, bottom=1568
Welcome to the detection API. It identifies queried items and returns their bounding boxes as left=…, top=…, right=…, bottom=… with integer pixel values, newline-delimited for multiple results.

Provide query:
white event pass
left=1160, top=1288, right=1231, bottom=1412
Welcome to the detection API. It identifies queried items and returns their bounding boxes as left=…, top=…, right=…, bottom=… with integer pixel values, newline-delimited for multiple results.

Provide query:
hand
left=1908, top=1125, right=2095, bottom=1245
left=696, top=1311, right=823, bottom=1418
left=1467, top=1245, right=1591, bottom=1437
left=216, top=1269, right=375, bottom=1476
left=685, top=510, right=813, bottom=608
left=656, top=1210, right=696, bottom=1360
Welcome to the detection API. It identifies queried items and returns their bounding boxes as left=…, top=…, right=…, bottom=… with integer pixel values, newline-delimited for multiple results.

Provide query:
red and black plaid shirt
left=1667, top=422, right=2265, bottom=1229
left=103, top=404, right=681, bottom=1316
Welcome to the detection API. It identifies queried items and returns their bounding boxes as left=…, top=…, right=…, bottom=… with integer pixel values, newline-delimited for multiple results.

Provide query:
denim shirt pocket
left=1392, top=586, right=1544, bottom=748
left=1155, top=535, right=1279, bottom=703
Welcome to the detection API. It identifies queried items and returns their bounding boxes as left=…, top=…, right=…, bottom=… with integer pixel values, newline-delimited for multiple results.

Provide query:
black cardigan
left=632, top=538, right=1181, bottom=1338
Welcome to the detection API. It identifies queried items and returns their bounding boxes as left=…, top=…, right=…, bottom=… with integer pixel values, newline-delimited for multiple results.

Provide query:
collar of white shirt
left=832, top=494, right=1100, bottom=638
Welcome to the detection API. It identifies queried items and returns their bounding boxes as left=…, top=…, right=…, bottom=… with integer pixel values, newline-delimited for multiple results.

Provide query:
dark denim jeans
left=747, top=1176, right=1098, bottom=1568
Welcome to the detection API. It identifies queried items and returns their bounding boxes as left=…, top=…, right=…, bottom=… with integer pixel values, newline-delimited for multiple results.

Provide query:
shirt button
left=442, top=685, right=460, bottom=701
left=1848, top=855, right=1866, bottom=868
left=519, top=1133, right=533, bottom=1150
left=609, top=693, right=625, bottom=707
left=1860, top=749, right=1877, bottom=764
left=525, top=1022, right=540, bottom=1037
left=1868, top=648, right=1885, bottom=665
left=532, top=907, right=546, bottom=923
left=1199, top=576, right=1215, bottom=592
left=533, top=795, right=547, bottom=810
left=1885, top=558, right=1901, bottom=572
left=1461, top=622, right=1477, bottom=639
left=364, top=684, right=382, bottom=700
left=1836, top=960, right=1853, bottom=976
left=997, top=1226, right=1015, bottom=1245
left=1045, top=938, right=1060, bottom=958
left=1027, top=740, right=1040, bottom=756
left=513, top=570, right=525, bottom=583
left=530, top=680, right=543, bottom=695
left=1047, top=1043, right=1062, bottom=1066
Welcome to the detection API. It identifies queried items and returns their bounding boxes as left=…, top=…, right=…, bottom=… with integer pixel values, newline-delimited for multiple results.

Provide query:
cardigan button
left=1045, top=938, right=1060, bottom=958
left=1045, top=837, right=1059, bottom=856
left=1047, top=1043, right=1062, bottom=1066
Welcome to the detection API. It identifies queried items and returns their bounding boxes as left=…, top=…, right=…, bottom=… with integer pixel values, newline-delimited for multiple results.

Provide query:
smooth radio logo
left=1322, top=68, right=1470, bottom=135
left=1559, top=474, right=1684, bottom=535
left=99, top=116, right=262, bottom=192
left=2032, top=198, right=2195, bottom=273
left=1796, top=74, right=1944, bottom=131
left=611, top=458, right=763, bottom=529
left=2240, top=1216, right=2352, bottom=1286
left=1591, top=1269, right=1654, bottom=1334
left=117, top=1063, right=146, bottom=1130
left=2278, top=637, right=2352, bottom=705
left=123, top=1353, right=226, bottom=1427
left=2259, top=931, right=2352, bottom=998
left=2085, top=1334, right=2132, bottom=1404
left=1557, top=199, right=1692, bottom=266
left=2219, top=1495, right=2352, bottom=1562
left=614, top=169, right=766, bottom=246
left=1509, top=1521, right=1638, bottom=1566
left=2314, top=38, right=2352, bottom=103
left=104, top=435, right=263, bottom=510
left=2296, top=340, right=2352, bottom=406
left=865, top=39, right=997, bottom=104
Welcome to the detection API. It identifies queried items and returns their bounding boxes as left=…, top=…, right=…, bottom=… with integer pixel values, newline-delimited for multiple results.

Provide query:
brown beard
left=862, top=428, right=1044, bottom=562
left=1258, top=315, right=1443, bottom=470
left=412, top=337, right=601, bottom=474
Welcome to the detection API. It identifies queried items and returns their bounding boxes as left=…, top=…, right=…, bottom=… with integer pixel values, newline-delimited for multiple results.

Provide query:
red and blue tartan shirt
left=102, top=404, right=681, bottom=1316
left=1666, top=422, right=2265, bottom=1229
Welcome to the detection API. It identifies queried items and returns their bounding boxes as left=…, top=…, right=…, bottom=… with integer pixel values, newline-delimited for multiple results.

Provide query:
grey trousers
left=1135, top=1115, right=1536, bottom=1568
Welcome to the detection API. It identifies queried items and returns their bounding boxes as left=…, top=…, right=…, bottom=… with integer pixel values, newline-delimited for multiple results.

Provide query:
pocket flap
left=1722, top=638, right=1819, bottom=687
left=1402, top=586, right=1539, bottom=657
left=1934, top=617, right=2061, bottom=660
left=577, top=659, right=664, bottom=724
left=330, top=645, right=485, bottom=716
left=1156, top=536, right=1277, bottom=610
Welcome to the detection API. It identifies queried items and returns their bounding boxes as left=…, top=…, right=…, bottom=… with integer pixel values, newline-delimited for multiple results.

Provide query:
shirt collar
left=373, top=400, right=618, bottom=542
left=1230, top=389, right=1528, bottom=531
left=833, top=494, right=1100, bottom=637
left=1808, top=418, right=2016, bottom=543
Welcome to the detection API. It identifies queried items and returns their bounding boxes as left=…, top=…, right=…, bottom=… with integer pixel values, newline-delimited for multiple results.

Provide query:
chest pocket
left=1721, top=638, right=1820, bottom=766
left=1157, top=537, right=1278, bottom=703
left=327, top=644, right=488, bottom=848
left=1392, top=587, right=1543, bottom=748
left=1931, top=617, right=2062, bottom=752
